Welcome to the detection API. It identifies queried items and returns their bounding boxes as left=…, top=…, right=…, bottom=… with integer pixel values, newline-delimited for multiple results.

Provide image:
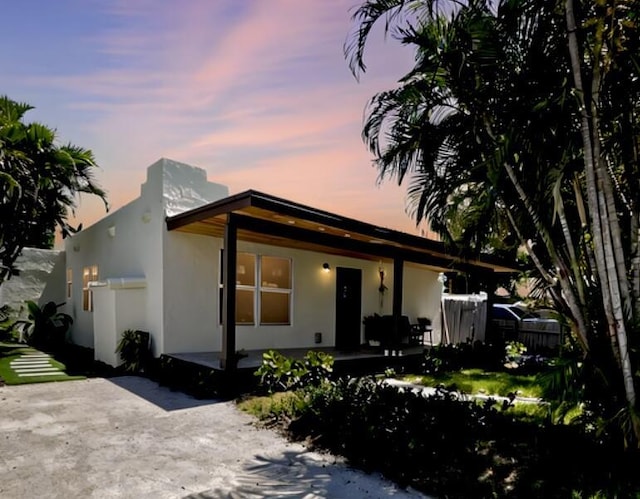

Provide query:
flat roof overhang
left=166, top=190, right=518, bottom=274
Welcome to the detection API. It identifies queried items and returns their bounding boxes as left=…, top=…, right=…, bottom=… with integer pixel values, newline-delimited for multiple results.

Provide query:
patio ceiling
left=166, top=190, right=518, bottom=274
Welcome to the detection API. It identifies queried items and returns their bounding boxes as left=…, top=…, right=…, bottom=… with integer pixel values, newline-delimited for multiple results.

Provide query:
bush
left=115, top=329, right=150, bottom=373
left=422, top=340, right=504, bottom=373
left=248, top=351, right=640, bottom=496
left=284, top=376, right=640, bottom=497
left=0, top=305, right=17, bottom=341
left=15, top=300, right=72, bottom=349
left=254, top=349, right=333, bottom=393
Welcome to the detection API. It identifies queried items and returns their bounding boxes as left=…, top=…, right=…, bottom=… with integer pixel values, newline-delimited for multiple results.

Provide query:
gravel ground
left=0, top=376, right=426, bottom=498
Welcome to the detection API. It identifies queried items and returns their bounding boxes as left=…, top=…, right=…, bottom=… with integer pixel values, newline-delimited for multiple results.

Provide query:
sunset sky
left=1, top=1, right=427, bottom=236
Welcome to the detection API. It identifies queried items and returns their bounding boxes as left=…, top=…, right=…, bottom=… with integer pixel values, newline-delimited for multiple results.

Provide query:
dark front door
left=335, top=267, right=362, bottom=351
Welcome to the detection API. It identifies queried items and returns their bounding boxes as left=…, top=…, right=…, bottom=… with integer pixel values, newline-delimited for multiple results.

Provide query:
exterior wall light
left=322, top=262, right=330, bottom=272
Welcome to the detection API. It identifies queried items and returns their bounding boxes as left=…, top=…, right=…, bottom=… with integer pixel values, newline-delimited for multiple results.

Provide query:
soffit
left=166, top=191, right=518, bottom=273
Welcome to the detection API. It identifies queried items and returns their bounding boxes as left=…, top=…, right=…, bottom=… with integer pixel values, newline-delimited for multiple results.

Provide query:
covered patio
left=167, top=345, right=426, bottom=372
left=166, top=190, right=517, bottom=370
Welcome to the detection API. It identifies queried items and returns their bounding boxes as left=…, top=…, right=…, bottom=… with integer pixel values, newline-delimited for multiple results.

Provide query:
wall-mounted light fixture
left=322, top=262, right=330, bottom=273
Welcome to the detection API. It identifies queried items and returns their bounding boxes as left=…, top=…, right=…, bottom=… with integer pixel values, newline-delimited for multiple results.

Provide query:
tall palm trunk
left=503, top=163, right=589, bottom=348
left=565, top=0, right=636, bottom=409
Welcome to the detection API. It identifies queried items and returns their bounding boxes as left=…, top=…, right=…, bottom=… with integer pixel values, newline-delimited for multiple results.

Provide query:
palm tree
left=346, top=0, right=640, bottom=443
left=0, top=96, right=108, bottom=284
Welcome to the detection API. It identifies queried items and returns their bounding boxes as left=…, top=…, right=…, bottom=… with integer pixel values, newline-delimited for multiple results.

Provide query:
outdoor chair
left=410, top=317, right=433, bottom=346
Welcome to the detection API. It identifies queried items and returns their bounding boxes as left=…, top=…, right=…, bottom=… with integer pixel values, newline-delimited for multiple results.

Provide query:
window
left=235, top=253, right=256, bottom=324
left=82, top=265, right=98, bottom=311
left=260, top=256, right=291, bottom=325
left=219, top=252, right=292, bottom=326
left=219, top=252, right=256, bottom=324
left=66, top=268, right=72, bottom=299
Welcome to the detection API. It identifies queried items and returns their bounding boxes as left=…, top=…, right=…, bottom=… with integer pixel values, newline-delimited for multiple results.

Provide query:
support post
left=392, top=258, right=404, bottom=347
left=221, top=215, right=237, bottom=370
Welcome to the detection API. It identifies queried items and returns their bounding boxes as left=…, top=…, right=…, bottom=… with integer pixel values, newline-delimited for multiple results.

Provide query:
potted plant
left=115, top=329, right=151, bottom=373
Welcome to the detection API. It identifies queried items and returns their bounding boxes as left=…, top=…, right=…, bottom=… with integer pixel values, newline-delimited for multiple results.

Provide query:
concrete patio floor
left=0, top=376, right=426, bottom=498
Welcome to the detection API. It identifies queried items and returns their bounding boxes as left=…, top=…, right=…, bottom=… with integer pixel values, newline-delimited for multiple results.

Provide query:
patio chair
left=410, top=317, right=433, bottom=346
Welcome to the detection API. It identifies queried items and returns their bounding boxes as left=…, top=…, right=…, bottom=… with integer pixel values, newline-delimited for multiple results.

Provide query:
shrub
left=248, top=351, right=640, bottom=496
left=254, top=349, right=333, bottom=393
left=115, top=329, right=150, bottom=373
left=285, top=376, right=640, bottom=497
left=422, top=340, right=504, bottom=373
left=15, top=300, right=72, bottom=348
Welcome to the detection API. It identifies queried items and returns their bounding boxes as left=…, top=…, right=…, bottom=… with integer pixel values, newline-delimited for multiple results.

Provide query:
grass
left=402, top=368, right=544, bottom=399
left=0, top=342, right=85, bottom=385
left=238, top=391, right=304, bottom=420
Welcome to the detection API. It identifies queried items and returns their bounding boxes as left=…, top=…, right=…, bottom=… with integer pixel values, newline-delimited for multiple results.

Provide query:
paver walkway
left=9, top=352, right=63, bottom=378
left=0, top=376, right=427, bottom=498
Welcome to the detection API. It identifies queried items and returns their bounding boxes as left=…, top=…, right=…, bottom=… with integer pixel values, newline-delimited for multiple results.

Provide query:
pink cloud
left=53, top=0, right=421, bottom=238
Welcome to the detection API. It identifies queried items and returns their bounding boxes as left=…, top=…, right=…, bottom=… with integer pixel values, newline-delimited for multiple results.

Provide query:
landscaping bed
left=239, top=348, right=640, bottom=497
left=0, top=343, right=85, bottom=385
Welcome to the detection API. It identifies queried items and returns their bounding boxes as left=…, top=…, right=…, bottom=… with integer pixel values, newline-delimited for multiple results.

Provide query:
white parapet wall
left=0, top=248, right=66, bottom=316
left=64, top=158, right=229, bottom=355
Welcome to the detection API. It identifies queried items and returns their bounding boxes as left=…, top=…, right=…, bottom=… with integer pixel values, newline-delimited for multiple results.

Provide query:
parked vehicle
left=490, top=304, right=561, bottom=350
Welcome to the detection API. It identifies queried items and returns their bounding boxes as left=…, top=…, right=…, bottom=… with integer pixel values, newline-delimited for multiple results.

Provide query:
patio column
left=221, top=214, right=237, bottom=370
left=392, top=257, right=404, bottom=346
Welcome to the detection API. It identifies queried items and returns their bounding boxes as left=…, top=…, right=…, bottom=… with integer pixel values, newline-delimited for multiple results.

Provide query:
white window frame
left=258, top=255, right=292, bottom=326
left=82, top=265, right=98, bottom=311
left=66, top=268, right=73, bottom=299
left=219, top=251, right=256, bottom=325
left=218, top=251, right=293, bottom=327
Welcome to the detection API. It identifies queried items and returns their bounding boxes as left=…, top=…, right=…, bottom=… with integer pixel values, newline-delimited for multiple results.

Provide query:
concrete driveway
left=0, top=377, right=425, bottom=498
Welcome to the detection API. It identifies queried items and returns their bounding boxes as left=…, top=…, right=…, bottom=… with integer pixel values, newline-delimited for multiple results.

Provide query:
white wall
left=59, top=157, right=444, bottom=357
left=64, top=158, right=228, bottom=354
left=402, top=264, right=443, bottom=340
left=0, top=248, right=66, bottom=316
left=162, top=231, right=221, bottom=353
left=92, top=287, right=117, bottom=365
left=161, top=236, right=443, bottom=354
left=92, top=284, right=148, bottom=366
left=64, top=195, right=161, bottom=350
left=231, top=242, right=395, bottom=351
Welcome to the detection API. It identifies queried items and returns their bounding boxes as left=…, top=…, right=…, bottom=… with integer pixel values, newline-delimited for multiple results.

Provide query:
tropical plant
left=0, top=95, right=108, bottom=284
left=346, top=0, right=640, bottom=444
left=115, top=329, right=150, bottom=373
left=254, top=350, right=334, bottom=393
left=15, top=300, right=73, bottom=348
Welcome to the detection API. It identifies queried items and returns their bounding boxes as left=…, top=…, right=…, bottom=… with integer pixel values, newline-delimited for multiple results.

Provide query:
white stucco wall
left=64, top=158, right=228, bottom=355
left=92, top=285, right=148, bottom=366
left=162, top=236, right=443, bottom=354
left=162, top=231, right=221, bottom=354
left=60, top=157, right=444, bottom=357
left=0, top=248, right=66, bottom=316
left=402, top=263, right=443, bottom=341
left=230, top=242, right=394, bottom=351
left=64, top=196, right=160, bottom=349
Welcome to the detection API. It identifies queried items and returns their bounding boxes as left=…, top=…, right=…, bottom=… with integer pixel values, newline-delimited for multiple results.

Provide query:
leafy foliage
left=421, top=340, right=504, bottom=373
left=0, top=95, right=108, bottom=284
left=248, top=350, right=640, bottom=495
left=346, top=0, right=640, bottom=444
left=253, top=374, right=639, bottom=497
left=254, top=349, right=334, bottom=393
left=406, top=368, right=544, bottom=399
left=15, top=300, right=72, bottom=349
left=115, top=329, right=150, bottom=373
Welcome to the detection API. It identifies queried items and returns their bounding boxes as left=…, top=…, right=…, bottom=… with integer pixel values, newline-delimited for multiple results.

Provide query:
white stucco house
left=63, top=158, right=513, bottom=369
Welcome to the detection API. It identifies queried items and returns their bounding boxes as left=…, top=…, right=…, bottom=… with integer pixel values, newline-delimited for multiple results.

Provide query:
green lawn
left=402, top=368, right=544, bottom=399
left=0, top=343, right=85, bottom=385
